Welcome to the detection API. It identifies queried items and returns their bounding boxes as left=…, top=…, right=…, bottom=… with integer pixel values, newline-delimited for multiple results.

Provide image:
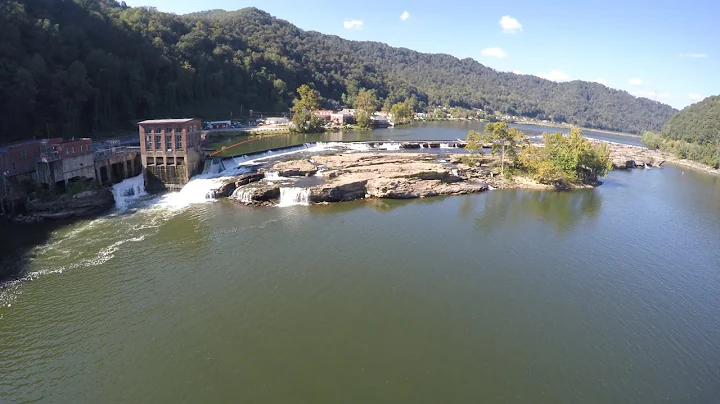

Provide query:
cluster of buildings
left=1, top=136, right=141, bottom=199
left=1, top=118, right=205, bottom=201
left=314, top=109, right=393, bottom=127
left=1, top=137, right=98, bottom=193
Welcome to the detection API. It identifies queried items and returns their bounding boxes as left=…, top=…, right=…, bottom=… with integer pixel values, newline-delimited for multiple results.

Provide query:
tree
left=519, top=128, right=611, bottom=185
left=291, top=84, right=324, bottom=133
left=390, top=101, right=413, bottom=124
left=482, top=122, right=527, bottom=176
left=641, top=131, right=663, bottom=149
left=354, top=88, right=378, bottom=129
left=465, top=130, right=483, bottom=164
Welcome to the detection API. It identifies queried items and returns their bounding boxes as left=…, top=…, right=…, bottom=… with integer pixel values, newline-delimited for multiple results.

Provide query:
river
left=2, top=123, right=720, bottom=402
left=209, top=121, right=645, bottom=157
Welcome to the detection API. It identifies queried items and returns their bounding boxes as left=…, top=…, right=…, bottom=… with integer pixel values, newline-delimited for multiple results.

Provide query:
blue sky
left=123, top=0, right=719, bottom=109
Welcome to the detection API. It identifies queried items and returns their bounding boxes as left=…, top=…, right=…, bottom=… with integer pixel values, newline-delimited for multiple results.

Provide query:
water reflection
left=470, top=189, right=602, bottom=236
left=307, top=196, right=448, bottom=215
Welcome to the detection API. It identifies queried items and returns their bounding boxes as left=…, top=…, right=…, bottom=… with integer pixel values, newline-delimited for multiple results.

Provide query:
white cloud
left=631, top=91, right=674, bottom=100
left=400, top=11, right=410, bottom=21
left=481, top=47, right=507, bottom=58
left=343, top=20, right=364, bottom=30
left=500, top=16, right=522, bottom=33
left=628, top=77, right=643, bottom=86
left=679, top=53, right=708, bottom=58
left=688, top=93, right=704, bottom=101
left=595, top=78, right=607, bottom=85
left=512, top=70, right=524, bottom=75
left=536, top=69, right=571, bottom=82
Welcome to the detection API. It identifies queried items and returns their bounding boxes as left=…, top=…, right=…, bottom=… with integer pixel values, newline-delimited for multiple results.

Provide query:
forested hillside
left=642, top=95, right=720, bottom=168
left=0, top=1, right=677, bottom=142
left=661, top=96, right=720, bottom=144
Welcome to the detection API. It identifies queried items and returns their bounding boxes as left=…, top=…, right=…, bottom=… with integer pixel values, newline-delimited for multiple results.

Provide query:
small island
left=208, top=125, right=672, bottom=207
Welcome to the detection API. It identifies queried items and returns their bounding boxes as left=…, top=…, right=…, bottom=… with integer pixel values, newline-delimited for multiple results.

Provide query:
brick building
left=36, top=138, right=96, bottom=188
left=138, top=118, right=203, bottom=191
left=0, top=138, right=62, bottom=177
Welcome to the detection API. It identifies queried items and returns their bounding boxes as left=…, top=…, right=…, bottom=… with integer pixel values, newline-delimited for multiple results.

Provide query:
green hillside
left=0, top=1, right=677, bottom=142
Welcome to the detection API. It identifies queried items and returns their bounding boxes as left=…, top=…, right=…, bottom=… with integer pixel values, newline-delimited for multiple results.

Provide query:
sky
left=123, top=0, right=719, bottom=110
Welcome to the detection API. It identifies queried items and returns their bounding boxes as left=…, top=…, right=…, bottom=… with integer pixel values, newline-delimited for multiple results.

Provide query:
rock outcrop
left=28, top=189, right=115, bottom=220
left=229, top=153, right=493, bottom=205
left=310, top=179, right=369, bottom=203
left=272, top=160, right=318, bottom=177
left=231, top=183, right=280, bottom=204
left=211, top=172, right=264, bottom=198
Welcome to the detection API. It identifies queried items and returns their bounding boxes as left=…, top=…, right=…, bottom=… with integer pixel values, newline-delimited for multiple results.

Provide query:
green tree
left=465, top=130, right=483, bottom=164
left=354, top=88, right=378, bottom=129
left=519, top=128, right=611, bottom=184
left=483, top=122, right=527, bottom=176
left=291, top=84, right=324, bottom=133
left=641, top=131, right=664, bottom=149
left=390, top=101, right=413, bottom=124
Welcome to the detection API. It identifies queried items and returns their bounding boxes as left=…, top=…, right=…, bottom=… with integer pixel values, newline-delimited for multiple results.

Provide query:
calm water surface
left=1, top=125, right=719, bottom=402
left=211, top=121, right=644, bottom=156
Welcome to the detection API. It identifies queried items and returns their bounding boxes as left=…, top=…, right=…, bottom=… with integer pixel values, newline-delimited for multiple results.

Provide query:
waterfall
left=158, top=165, right=251, bottom=208
left=231, top=187, right=254, bottom=203
left=112, top=174, right=146, bottom=210
left=264, top=171, right=284, bottom=181
left=278, top=187, right=310, bottom=207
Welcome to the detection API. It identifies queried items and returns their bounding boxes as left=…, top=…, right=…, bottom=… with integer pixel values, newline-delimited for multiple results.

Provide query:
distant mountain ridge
left=0, top=2, right=677, bottom=142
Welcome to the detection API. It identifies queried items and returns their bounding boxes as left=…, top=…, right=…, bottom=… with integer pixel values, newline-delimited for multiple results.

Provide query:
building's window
left=176, top=136, right=183, bottom=149
left=66, top=149, right=69, bottom=155
left=20, top=149, right=27, bottom=159
left=156, top=157, right=164, bottom=165
left=165, top=127, right=171, bottom=134
left=145, top=135, right=152, bottom=150
left=149, top=127, right=154, bottom=134
left=147, top=157, right=154, bottom=165
left=175, top=127, right=182, bottom=133
left=166, top=135, right=173, bottom=151
left=12, top=162, right=16, bottom=170
left=155, top=135, right=161, bottom=149
left=176, top=157, right=184, bottom=165
left=71, top=147, right=76, bottom=153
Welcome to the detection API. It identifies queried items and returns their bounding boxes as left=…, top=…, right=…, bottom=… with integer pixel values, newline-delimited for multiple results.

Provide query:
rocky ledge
left=13, top=189, right=116, bottom=222
left=224, top=153, right=492, bottom=206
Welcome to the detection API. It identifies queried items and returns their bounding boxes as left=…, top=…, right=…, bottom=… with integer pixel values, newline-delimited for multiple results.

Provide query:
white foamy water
left=112, top=174, right=147, bottom=210
left=378, top=142, right=402, bottom=151
left=231, top=187, right=254, bottom=203
left=157, top=166, right=251, bottom=209
left=278, top=187, right=310, bottom=207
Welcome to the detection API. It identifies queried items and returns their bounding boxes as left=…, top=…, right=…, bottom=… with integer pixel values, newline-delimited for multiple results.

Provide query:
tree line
left=0, top=2, right=678, bottom=143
